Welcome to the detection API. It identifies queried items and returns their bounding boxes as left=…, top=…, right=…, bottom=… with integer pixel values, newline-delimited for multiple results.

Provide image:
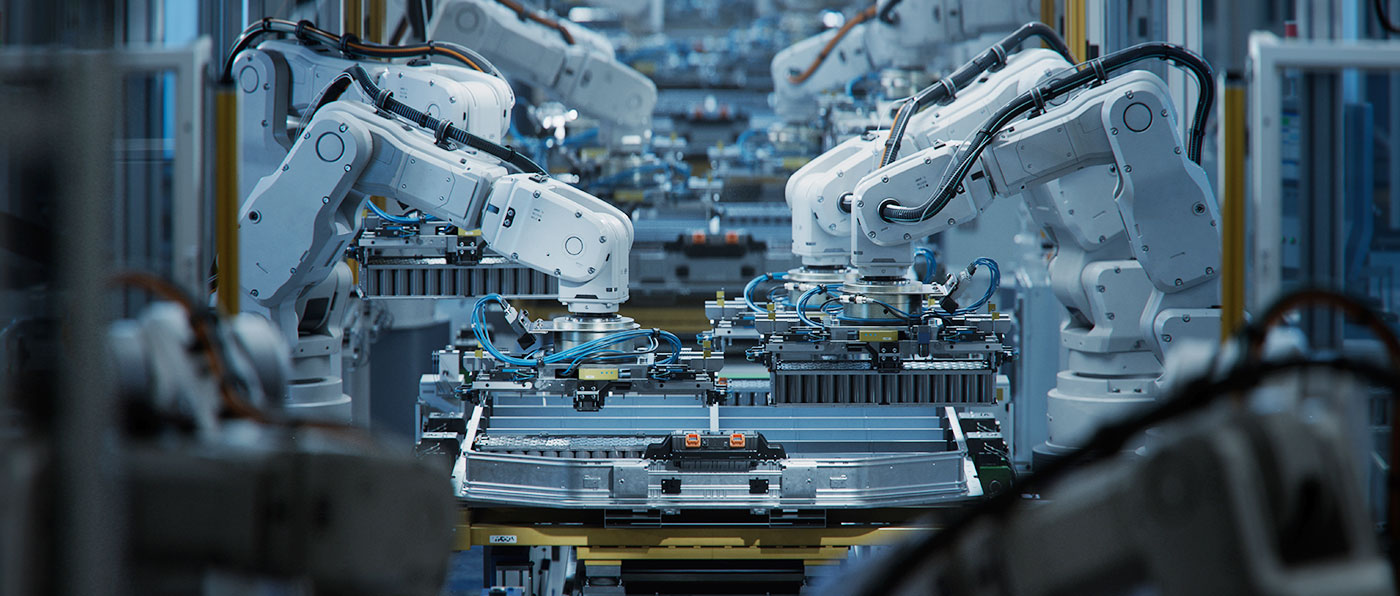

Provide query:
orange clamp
left=685, top=433, right=702, bottom=448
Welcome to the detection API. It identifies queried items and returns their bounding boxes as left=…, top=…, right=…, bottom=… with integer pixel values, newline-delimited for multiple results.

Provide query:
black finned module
left=644, top=431, right=787, bottom=471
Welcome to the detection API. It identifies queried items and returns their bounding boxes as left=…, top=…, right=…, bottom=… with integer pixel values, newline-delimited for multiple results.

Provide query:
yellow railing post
left=215, top=88, right=239, bottom=315
left=1065, top=0, right=1086, bottom=62
left=1220, top=81, right=1247, bottom=340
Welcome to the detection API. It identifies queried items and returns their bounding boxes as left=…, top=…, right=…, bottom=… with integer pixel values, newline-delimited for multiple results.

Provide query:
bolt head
left=250, top=289, right=259, bottom=297
left=344, top=165, right=352, bottom=172
left=1163, top=334, right=1173, bottom=342
left=1123, top=164, right=1133, bottom=172
left=867, top=231, right=876, bottom=238
left=947, top=218, right=955, bottom=225
left=1111, top=127, right=1119, bottom=135
left=322, top=196, right=329, bottom=204
left=339, top=124, right=348, bottom=132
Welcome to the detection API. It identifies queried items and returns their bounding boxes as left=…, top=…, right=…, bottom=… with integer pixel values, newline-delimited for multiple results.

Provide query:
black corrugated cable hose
left=877, top=22, right=1075, bottom=168
left=219, top=18, right=503, bottom=85
left=344, top=65, right=545, bottom=175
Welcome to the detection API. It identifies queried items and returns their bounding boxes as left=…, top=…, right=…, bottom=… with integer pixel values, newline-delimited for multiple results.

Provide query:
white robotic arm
left=427, top=0, right=658, bottom=144
left=231, top=38, right=513, bottom=200
left=854, top=71, right=1219, bottom=307
left=771, top=0, right=1038, bottom=121
left=239, top=100, right=631, bottom=339
left=852, top=51, right=1221, bottom=450
left=783, top=44, right=1071, bottom=272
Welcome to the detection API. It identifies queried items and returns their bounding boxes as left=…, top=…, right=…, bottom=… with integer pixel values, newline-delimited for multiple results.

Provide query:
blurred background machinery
left=2, top=1, right=1400, bottom=595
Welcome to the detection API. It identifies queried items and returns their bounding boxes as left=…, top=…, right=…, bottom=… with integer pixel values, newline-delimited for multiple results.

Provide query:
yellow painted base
left=455, top=521, right=922, bottom=560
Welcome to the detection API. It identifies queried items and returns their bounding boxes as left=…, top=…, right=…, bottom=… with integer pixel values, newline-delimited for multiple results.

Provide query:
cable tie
left=433, top=118, right=455, bottom=147
left=1029, top=86, right=1048, bottom=115
left=294, top=20, right=314, bottom=42
left=935, top=78, right=957, bottom=102
left=338, top=33, right=359, bottom=57
left=373, top=87, right=394, bottom=109
left=988, top=44, right=1008, bottom=70
left=1088, top=57, right=1108, bottom=84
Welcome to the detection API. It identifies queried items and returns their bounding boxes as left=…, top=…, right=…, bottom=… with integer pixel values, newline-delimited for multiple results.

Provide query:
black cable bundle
left=878, top=22, right=1075, bottom=168
left=880, top=42, right=1214, bottom=224
left=344, top=65, right=545, bottom=175
left=219, top=18, right=502, bottom=85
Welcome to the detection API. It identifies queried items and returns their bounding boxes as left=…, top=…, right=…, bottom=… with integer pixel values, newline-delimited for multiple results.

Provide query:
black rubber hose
left=879, top=22, right=1075, bottom=167
left=220, top=18, right=503, bottom=84
left=880, top=42, right=1214, bottom=224
left=1377, top=0, right=1400, bottom=34
left=346, top=65, right=546, bottom=175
